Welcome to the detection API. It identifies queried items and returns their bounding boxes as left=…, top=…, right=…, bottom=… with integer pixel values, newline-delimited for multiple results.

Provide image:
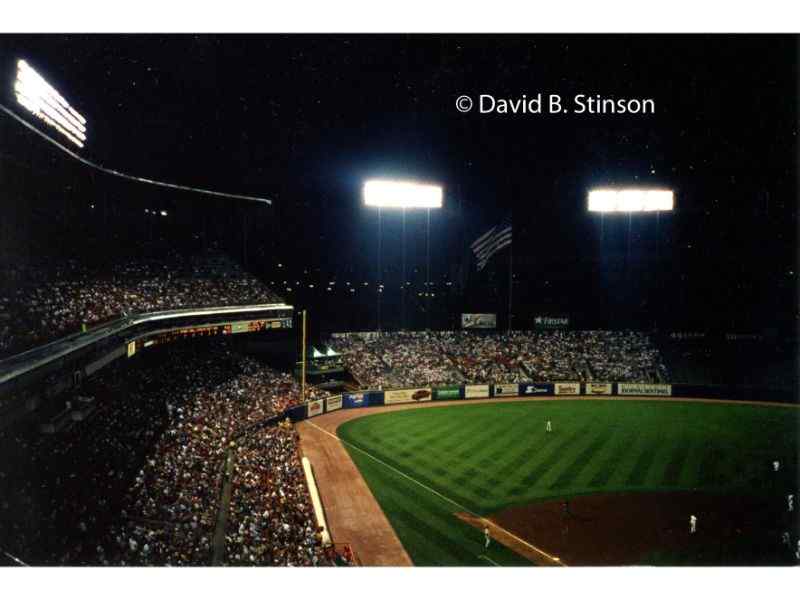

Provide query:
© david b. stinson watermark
left=455, top=93, right=656, bottom=115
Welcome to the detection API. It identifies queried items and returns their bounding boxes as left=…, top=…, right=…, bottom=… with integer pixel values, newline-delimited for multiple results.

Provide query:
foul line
left=305, top=420, right=566, bottom=566
left=478, top=554, right=500, bottom=566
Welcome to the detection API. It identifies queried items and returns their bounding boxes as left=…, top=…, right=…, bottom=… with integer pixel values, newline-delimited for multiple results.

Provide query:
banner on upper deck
left=461, top=314, right=497, bottom=329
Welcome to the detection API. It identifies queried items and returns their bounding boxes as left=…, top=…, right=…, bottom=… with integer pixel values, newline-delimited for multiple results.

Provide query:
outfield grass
left=337, top=399, right=799, bottom=566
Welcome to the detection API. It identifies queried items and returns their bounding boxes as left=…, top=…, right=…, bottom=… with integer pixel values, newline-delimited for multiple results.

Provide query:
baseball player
left=546, top=420, right=552, bottom=433
left=689, top=515, right=697, bottom=534
left=796, top=540, right=800, bottom=561
left=782, top=531, right=791, bottom=547
left=483, top=526, right=491, bottom=549
left=788, top=494, right=794, bottom=512
left=773, top=460, right=780, bottom=472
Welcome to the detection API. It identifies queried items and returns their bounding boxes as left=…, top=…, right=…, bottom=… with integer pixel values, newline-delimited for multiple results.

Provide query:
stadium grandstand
left=0, top=34, right=797, bottom=572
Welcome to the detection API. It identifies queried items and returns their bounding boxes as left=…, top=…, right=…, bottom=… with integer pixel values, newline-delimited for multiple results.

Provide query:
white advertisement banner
left=585, top=382, right=612, bottom=395
left=461, top=313, right=497, bottom=329
left=307, top=399, right=324, bottom=417
left=555, top=382, right=581, bottom=395
left=384, top=388, right=432, bottom=404
left=464, top=384, right=490, bottom=399
left=326, top=395, right=343, bottom=412
left=493, top=383, right=518, bottom=397
left=618, top=383, right=672, bottom=396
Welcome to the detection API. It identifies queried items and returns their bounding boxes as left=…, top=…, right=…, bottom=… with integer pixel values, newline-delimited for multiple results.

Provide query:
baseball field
left=333, top=399, right=799, bottom=566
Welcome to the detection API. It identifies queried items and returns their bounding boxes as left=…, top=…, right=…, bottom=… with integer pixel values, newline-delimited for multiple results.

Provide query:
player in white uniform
left=689, top=515, right=697, bottom=534
left=484, top=526, right=491, bottom=549
left=546, top=420, right=552, bottom=433
left=773, top=460, right=780, bottom=472
left=788, top=494, right=794, bottom=512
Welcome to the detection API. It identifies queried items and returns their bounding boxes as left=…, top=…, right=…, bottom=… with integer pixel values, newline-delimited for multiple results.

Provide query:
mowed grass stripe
left=439, top=418, right=492, bottom=456
left=477, top=406, right=546, bottom=467
left=697, top=447, right=727, bottom=488
left=366, top=417, right=441, bottom=450
left=661, top=438, right=693, bottom=486
left=511, top=422, right=594, bottom=493
left=549, top=428, right=615, bottom=490
left=479, top=425, right=533, bottom=473
left=454, top=419, right=512, bottom=462
left=588, top=429, right=640, bottom=487
left=408, top=416, right=470, bottom=451
left=492, top=423, right=554, bottom=479
left=625, top=436, right=664, bottom=486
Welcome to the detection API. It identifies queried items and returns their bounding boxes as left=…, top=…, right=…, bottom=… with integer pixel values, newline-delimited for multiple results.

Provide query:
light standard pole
left=377, top=206, right=382, bottom=331
left=402, top=207, right=406, bottom=331
left=363, top=179, right=443, bottom=332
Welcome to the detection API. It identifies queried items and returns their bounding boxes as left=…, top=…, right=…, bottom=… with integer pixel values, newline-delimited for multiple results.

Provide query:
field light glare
left=14, top=59, right=87, bottom=148
left=363, top=179, right=443, bottom=209
left=588, top=189, right=674, bottom=213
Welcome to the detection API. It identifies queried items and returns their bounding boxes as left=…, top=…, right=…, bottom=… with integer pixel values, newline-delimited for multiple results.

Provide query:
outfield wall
left=287, top=381, right=796, bottom=422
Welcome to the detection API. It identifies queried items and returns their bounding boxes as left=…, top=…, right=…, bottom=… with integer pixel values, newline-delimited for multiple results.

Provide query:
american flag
left=471, top=217, right=512, bottom=271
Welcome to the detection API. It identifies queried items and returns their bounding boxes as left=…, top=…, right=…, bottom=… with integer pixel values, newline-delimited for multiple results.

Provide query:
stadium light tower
left=14, top=59, right=87, bottom=148
left=588, top=189, right=674, bottom=213
left=588, top=188, right=675, bottom=329
left=363, top=179, right=444, bottom=331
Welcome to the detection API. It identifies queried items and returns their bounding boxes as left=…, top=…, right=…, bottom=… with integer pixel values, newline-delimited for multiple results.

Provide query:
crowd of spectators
left=0, top=340, right=330, bottom=566
left=332, top=330, right=668, bottom=388
left=224, top=422, right=330, bottom=566
left=0, top=247, right=283, bottom=358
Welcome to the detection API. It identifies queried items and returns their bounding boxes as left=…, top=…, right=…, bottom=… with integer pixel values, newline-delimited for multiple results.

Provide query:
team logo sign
left=522, top=384, right=551, bottom=395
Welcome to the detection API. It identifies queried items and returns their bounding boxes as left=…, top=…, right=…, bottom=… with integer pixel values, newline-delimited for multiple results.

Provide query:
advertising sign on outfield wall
left=555, top=382, right=580, bottom=395
left=307, top=399, right=324, bottom=417
left=126, top=341, right=136, bottom=358
left=384, top=388, right=432, bottom=404
left=434, top=386, right=461, bottom=400
left=520, top=383, right=554, bottom=395
left=464, top=384, right=490, bottom=399
left=493, top=383, right=518, bottom=397
left=343, top=392, right=367, bottom=408
left=326, top=395, right=343, bottom=412
left=617, top=383, right=672, bottom=396
left=585, top=382, right=612, bottom=395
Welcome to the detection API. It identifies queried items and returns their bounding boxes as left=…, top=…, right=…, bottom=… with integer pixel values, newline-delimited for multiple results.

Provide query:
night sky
left=0, top=35, right=797, bottom=333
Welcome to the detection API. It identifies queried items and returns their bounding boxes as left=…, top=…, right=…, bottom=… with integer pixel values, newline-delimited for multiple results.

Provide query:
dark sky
left=0, top=35, right=797, bottom=332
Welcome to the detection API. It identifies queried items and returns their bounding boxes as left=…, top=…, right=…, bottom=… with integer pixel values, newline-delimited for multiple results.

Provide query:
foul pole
left=301, top=310, right=307, bottom=403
